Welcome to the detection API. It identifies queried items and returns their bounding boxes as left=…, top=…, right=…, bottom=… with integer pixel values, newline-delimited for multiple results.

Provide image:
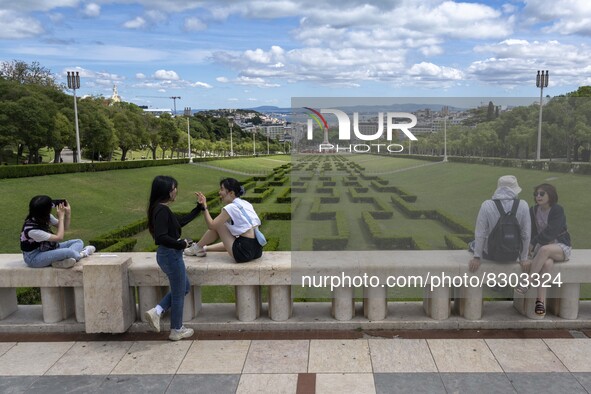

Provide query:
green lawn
left=4, top=154, right=589, bottom=254
left=1, top=155, right=291, bottom=253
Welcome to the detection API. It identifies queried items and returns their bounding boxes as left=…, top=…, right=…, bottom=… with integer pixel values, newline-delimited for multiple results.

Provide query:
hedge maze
left=290, top=155, right=473, bottom=251
left=89, top=155, right=474, bottom=252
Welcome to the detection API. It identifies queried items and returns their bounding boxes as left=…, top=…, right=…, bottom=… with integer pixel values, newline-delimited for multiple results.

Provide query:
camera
left=51, top=199, right=68, bottom=207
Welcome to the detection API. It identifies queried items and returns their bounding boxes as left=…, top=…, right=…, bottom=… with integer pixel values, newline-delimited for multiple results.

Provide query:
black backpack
left=485, top=199, right=522, bottom=262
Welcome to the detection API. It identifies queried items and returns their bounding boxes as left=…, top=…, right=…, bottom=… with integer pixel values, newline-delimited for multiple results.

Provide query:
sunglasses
left=533, top=191, right=546, bottom=197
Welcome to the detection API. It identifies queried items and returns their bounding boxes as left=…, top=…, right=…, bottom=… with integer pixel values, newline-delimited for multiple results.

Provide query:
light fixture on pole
left=443, top=115, right=448, bottom=162
left=229, top=117, right=234, bottom=157
left=267, top=130, right=270, bottom=155
left=184, top=107, right=192, bottom=163
left=536, top=70, right=549, bottom=161
left=67, top=71, right=81, bottom=163
left=253, top=130, right=256, bottom=156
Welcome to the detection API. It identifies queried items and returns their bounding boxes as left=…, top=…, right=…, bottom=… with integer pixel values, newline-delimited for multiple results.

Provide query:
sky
left=0, top=0, right=590, bottom=111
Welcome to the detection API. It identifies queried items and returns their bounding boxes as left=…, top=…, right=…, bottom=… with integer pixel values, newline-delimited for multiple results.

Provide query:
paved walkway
left=2, top=331, right=591, bottom=393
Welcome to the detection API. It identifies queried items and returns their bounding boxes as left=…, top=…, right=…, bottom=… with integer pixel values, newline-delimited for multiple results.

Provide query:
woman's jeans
left=156, top=246, right=190, bottom=330
left=23, top=239, right=84, bottom=268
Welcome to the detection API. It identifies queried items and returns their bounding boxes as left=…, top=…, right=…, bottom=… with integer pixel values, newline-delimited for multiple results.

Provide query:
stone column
left=235, top=285, right=261, bottom=321
left=83, top=257, right=134, bottom=333
left=0, top=288, right=18, bottom=320
left=363, top=286, right=387, bottom=321
left=332, top=286, right=354, bottom=321
left=269, top=285, right=292, bottom=321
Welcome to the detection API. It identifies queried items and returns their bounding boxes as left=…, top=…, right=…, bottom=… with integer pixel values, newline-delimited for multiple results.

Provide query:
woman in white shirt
left=186, top=178, right=263, bottom=263
left=20, top=195, right=95, bottom=269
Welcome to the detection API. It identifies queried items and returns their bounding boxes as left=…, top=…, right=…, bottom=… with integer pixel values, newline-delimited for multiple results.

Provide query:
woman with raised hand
left=516, top=183, right=571, bottom=317
left=144, top=175, right=203, bottom=341
left=20, top=195, right=95, bottom=269
left=185, top=177, right=264, bottom=263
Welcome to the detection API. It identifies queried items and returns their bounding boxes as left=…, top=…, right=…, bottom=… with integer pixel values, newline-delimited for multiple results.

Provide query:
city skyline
left=0, top=0, right=590, bottom=110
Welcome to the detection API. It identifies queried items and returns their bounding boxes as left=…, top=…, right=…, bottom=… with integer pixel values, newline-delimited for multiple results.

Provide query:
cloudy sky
left=0, top=0, right=590, bottom=110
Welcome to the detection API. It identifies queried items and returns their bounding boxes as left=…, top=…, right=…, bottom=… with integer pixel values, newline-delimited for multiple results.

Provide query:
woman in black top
left=516, top=183, right=571, bottom=317
left=144, top=175, right=203, bottom=341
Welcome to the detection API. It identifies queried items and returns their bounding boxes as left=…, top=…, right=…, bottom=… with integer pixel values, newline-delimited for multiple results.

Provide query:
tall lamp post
left=229, top=117, right=234, bottom=157
left=252, top=130, right=256, bottom=156
left=67, top=71, right=81, bottom=163
left=536, top=70, right=549, bottom=161
left=443, top=116, right=448, bottom=162
left=184, top=107, right=192, bottom=163
left=267, top=130, right=270, bottom=155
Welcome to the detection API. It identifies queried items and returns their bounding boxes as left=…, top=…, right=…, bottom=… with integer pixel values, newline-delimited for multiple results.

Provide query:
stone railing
left=1, top=250, right=590, bottom=333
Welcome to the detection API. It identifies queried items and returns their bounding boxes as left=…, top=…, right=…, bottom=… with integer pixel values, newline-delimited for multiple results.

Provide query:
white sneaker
left=169, top=326, right=194, bottom=341
left=184, top=243, right=206, bottom=257
left=144, top=308, right=161, bottom=333
left=51, top=258, right=76, bottom=269
left=80, top=245, right=96, bottom=258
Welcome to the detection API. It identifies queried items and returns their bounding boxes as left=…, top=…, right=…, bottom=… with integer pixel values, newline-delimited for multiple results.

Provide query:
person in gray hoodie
left=469, top=175, right=531, bottom=273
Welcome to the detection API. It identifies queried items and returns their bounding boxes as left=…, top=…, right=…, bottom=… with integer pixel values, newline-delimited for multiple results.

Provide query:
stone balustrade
left=0, top=250, right=590, bottom=333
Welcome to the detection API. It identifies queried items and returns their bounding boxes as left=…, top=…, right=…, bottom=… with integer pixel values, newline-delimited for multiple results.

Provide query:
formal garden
left=3, top=153, right=591, bottom=303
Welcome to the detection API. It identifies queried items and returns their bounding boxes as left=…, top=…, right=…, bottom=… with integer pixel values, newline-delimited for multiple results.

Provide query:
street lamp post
left=184, top=107, right=192, bottom=163
left=536, top=70, right=549, bottom=161
left=443, top=116, right=448, bottom=162
left=67, top=71, right=81, bottom=163
left=253, top=130, right=256, bottom=156
left=267, top=131, right=270, bottom=155
left=229, top=118, right=234, bottom=157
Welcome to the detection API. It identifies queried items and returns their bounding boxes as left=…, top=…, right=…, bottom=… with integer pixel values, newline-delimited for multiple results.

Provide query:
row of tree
left=413, top=91, right=591, bottom=162
left=0, top=60, right=285, bottom=164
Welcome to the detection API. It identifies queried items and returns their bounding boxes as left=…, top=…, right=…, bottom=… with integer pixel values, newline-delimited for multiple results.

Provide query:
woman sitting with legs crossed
left=185, top=178, right=263, bottom=263
left=516, top=183, right=572, bottom=317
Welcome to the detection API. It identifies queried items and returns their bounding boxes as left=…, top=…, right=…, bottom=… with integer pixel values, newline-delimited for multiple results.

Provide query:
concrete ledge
left=5, top=301, right=591, bottom=333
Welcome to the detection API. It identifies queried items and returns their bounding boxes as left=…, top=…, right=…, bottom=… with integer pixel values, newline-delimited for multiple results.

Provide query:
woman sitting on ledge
left=185, top=177, right=264, bottom=263
left=516, top=183, right=571, bottom=317
left=20, top=195, right=95, bottom=269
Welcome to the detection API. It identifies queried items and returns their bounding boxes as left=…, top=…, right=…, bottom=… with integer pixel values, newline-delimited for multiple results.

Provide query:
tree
left=0, top=60, right=60, bottom=89
left=49, top=112, right=74, bottom=163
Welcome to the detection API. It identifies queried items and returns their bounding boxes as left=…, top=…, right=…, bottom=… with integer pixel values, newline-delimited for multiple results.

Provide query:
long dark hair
left=147, top=176, right=177, bottom=236
left=220, top=178, right=245, bottom=197
left=26, top=195, right=52, bottom=229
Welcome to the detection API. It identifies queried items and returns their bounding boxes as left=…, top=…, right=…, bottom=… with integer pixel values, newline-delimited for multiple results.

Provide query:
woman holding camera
left=144, top=175, right=203, bottom=341
left=185, top=177, right=264, bottom=263
left=20, top=195, right=95, bottom=269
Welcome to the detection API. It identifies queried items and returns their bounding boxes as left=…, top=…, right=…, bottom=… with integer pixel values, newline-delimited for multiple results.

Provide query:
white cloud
left=184, top=17, right=207, bottom=31
left=469, top=39, right=591, bottom=87
left=523, top=0, right=591, bottom=35
left=216, top=76, right=229, bottom=83
left=408, top=62, right=464, bottom=80
left=123, top=16, right=146, bottom=29
left=191, top=81, right=212, bottom=88
left=153, top=69, right=180, bottom=80
left=0, top=0, right=78, bottom=12
left=82, top=3, right=100, bottom=18
left=0, top=10, right=44, bottom=38
left=136, top=73, right=146, bottom=79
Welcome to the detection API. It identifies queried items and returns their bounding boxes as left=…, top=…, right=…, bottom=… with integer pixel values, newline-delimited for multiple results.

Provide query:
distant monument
left=110, top=85, right=121, bottom=105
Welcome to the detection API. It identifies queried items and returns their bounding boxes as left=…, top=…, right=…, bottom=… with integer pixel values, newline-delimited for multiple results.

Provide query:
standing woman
left=185, top=178, right=263, bottom=263
left=516, top=183, right=571, bottom=317
left=20, top=195, right=95, bottom=269
left=145, top=175, right=203, bottom=340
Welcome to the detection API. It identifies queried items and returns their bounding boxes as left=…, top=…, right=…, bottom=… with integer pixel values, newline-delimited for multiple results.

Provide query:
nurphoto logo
left=305, top=107, right=418, bottom=153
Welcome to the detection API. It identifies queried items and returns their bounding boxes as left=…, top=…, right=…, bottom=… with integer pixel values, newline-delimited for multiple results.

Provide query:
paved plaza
left=2, top=330, right=591, bottom=393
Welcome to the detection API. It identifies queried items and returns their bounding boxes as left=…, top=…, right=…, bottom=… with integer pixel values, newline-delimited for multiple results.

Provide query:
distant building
left=143, top=108, right=173, bottom=117
left=110, top=85, right=121, bottom=105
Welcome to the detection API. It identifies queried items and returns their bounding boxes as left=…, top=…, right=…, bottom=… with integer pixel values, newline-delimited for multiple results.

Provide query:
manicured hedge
left=0, top=158, right=191, bottom=179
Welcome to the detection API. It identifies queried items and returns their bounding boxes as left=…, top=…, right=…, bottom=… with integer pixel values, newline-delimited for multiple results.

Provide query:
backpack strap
left=493, top=199, right=506, bottom=215
left=493, top=199, right=520, bottom=216
left=510, top=199, right=520, bottom=216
